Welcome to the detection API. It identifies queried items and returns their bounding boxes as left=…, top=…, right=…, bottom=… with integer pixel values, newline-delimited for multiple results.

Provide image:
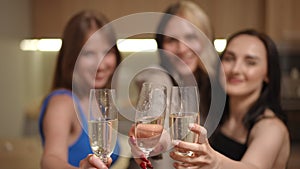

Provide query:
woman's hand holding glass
left=170, top=124, right=222, bottom=169
left=168, top=86, right=222, bottom=168
left=134, top=83, right=167, bottom=158
left=79, top=154, right=112, bottom=169
left=128, top=123, right=171, bottom=168
left=88, top=89, right=118, bottom=164
left=169, top=86, right=200, bottom=156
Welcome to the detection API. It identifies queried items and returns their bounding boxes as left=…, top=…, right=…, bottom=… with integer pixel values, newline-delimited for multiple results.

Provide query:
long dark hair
left=52, top=10, right=121, bottom=90
left=220, top=29, right=287, bottom=130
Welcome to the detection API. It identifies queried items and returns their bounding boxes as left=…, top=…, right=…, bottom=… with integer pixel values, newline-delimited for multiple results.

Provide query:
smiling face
left=162, top=16, right=202, bottom=75
left=75, top=30, right=117, bottom=90
left=221, top=34, right=268, bottom=97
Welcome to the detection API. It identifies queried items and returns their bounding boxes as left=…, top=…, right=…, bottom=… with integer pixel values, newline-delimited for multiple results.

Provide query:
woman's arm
left=128, top=124, right=171, bottom=169
left=79, top=154, right=112, bottom=169
left=41, top=95, right=112, bottom=169
left=240, top=116, right=290, bottom=169
left=41, top=95, right=75, bottom=169
left=170, top=120, right=289, bottom=169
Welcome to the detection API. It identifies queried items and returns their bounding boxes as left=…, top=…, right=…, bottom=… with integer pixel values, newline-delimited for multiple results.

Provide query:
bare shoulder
left=251, top=109, right=287, bottom=135
left=254, top=109, right=287, bottom=132
left=41, top=92, right=80, bottom=158
left=250, top=108, right=289, bottom=144
left=246, top=110, right=290, bottom=168
left=48, top=93, right=74, bottom=107
left=44, top=93, right=76, bottom=120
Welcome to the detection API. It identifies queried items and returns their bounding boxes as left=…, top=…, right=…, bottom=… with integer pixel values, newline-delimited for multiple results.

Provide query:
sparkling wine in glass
left=169, top=86, right=199, bottom=156
left=135, top=83, right=167, bottom=158
left=88, top=89, right=118, bottom=163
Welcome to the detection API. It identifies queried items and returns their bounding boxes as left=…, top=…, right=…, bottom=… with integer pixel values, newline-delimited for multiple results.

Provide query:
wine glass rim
left=172, top=85, right=198, bottom=89
left=90, top=88, right=116, bottom=92
left=89, top=88, right=116, bottom=97
left=142, top=82, right=167, bottom=90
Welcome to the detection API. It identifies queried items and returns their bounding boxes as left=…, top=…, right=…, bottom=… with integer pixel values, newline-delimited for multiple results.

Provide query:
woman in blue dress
left=39, top=10, right=121, bottom=169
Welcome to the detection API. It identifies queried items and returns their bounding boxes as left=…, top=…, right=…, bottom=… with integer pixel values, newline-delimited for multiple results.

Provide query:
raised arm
left=170, top=120, right=289, bottom=169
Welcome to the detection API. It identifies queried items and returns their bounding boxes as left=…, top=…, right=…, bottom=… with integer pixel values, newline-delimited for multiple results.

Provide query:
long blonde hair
left=175, top=0, right=214, bottom=41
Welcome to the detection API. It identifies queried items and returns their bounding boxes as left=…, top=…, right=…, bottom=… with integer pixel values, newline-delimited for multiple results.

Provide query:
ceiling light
left=214, top=39, right=227, bottom=53
left=117, top=39, right=157, bottom=52
left=20, top=39, right=62, bottom=51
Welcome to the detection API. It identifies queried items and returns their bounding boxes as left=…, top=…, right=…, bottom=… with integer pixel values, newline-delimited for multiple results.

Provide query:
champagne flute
left=88, top=89, right=118, bottom=163
left=169, top=86, right=199, bottom=156
left=135, top=82, right=167, bottom=158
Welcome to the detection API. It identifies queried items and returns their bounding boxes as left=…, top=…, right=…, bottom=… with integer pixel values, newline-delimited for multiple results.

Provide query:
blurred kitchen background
left=0, top=0, right=299, bottom=168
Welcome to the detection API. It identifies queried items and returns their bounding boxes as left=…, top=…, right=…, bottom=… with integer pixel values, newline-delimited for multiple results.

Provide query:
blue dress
left=39, top=89, right=120, bottom=167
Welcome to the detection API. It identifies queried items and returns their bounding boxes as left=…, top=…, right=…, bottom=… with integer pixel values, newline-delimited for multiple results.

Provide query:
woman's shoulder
left=246, top=109, right=290, bottom=168
left=250, top=108, right=289, bottom=143
left=45, top=89, right=75, bottom=113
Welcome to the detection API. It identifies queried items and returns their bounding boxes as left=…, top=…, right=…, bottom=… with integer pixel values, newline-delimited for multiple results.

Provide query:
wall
left=32, top=0, right=180, bottom=38
left=32, top=0, right=300, bottom=42
left=266, top=0, right=300, bottom=42
left=0, top=0, right=31, bottom=137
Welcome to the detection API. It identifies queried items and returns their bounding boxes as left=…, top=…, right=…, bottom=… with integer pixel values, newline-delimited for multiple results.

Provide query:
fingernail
left=140, top=161, right=147, bottom=169
left=141, top=156, right=149, bottom=163
left=89, top=154, right=98, bottom=163
left=147, top=162, right=153, bottom=168
left=159, top=145, right=164, bottom=151
left=188, top=123, right=195, bottom=129
left=130, top=136, right=136, bottom=144
left=200, top=127, right=207, bottom=136
left=172, top=140, right=180, bottom=146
